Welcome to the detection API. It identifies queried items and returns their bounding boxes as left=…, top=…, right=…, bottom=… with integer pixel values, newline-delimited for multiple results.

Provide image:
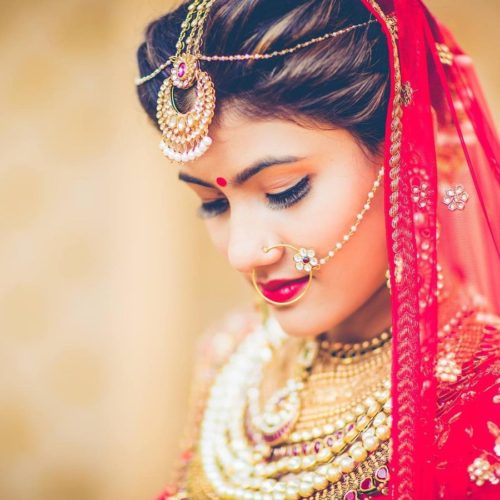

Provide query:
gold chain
left=135, top=16, right=376, bottom=85
left=176, top=0, right=204, bottom=56
left=134, top=0, right=205, bottom=86
left=318, top=326, right=392, bottom=358
left=199, top=20, right=376, bottom=61
left=189, top=0, right=216, bottom=55
left=192, top=315, right=392, bottom=499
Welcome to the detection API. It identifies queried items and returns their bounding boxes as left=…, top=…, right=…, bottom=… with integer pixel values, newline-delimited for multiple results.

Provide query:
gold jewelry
left=252, top=167, right=384, bottom=306
left=289, top=339, right=392, bottom=437
left=251, top=243, right=314, bottom=306
left=318, top=327, right=392, bottom=359
left=136, top=0, right=376, bottom=162
left=194, top=315, right=392, bottom=499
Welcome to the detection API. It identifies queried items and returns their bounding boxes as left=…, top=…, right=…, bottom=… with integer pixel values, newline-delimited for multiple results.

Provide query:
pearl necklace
left=198, top=316, right=392, bottom=499
left=246, top=338, right=318, bottom=447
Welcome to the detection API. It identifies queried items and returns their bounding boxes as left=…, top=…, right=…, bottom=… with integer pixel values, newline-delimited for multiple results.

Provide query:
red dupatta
left=359, top=0, right=499, bottom=498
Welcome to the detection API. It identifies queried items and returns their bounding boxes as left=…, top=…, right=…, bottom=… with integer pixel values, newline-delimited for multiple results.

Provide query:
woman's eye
left=266, top=175, right=311, bottom=209
left=196, top=175, right=311, bottom=218
left=197, top=198, right=229, bottom=219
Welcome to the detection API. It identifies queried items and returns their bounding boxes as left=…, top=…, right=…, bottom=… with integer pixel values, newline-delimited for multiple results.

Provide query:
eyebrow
left=177, top=155, right=304, bottom=188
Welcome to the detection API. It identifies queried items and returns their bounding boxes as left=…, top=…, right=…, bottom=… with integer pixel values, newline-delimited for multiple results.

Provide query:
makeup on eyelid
left=253, top=163, right=312, bottom=188
left=197, top=175, right=312, bottom=218
left=263, top=170, right=310, bottom=190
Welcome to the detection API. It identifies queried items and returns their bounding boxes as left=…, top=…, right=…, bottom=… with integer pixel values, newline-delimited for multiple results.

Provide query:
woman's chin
left=270, top=305, right=324, bottom=338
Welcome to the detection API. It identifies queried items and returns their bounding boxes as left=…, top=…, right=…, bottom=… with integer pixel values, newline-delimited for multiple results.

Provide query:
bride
left=134, top=1, right=499, bottom=498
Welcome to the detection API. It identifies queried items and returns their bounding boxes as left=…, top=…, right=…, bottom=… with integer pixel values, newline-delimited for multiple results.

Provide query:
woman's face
left=177, top=111, right=388, bottom=338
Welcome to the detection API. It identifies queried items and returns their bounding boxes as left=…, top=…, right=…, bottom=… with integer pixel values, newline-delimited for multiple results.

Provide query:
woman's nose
left=226, top=213, right=281, bottom=275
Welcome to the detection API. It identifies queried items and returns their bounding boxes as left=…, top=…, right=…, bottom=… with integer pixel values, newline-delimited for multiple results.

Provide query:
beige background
left=0, top=1, right=497, bottom=499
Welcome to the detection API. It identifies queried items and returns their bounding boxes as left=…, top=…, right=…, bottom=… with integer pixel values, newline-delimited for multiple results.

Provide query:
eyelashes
left=266, top=175, right=311, bottom=209
left=197, top=175, right=311, bottom=219
left=197, top=198, right=229, bottom=219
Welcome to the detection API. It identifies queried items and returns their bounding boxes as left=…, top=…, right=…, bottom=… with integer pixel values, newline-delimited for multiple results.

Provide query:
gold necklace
left=194, top=315, right=392, bottom=499
left=290, top=341, right=392, bottom=436
left=318, top=327, right=393, bottom=358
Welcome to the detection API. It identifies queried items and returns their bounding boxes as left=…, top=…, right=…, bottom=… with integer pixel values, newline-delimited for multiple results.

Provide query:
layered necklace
left=193, top=316, right=392, bottom=499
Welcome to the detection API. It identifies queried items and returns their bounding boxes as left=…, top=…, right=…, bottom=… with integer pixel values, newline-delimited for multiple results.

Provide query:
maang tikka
left=135, top=0, right=376, bottom=163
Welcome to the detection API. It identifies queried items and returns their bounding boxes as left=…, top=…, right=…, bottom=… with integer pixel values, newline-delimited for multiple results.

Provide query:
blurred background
left=0, top=0, right=497, bottom=499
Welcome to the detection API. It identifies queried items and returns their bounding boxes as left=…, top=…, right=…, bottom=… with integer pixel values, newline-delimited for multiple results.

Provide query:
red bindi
left=216, top=177, right=227, bottom=187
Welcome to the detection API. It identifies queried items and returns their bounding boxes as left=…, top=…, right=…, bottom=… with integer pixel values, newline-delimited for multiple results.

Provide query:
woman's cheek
left=204, top=219, right=228, bottom=256
left=311, top=178, right=385, bottom=287
left=298, top=181, right=358, bottom=252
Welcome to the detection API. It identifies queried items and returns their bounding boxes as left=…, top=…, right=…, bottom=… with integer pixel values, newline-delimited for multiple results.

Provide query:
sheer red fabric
left=359, top=0, right=499, bottom=498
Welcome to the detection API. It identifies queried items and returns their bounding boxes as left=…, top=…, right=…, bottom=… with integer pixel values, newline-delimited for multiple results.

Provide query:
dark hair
left=136, top=0, right=389, bottom=155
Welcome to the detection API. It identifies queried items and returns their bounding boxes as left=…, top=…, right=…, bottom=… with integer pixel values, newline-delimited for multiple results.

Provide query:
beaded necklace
left=193, top=316, right=392, bottom=499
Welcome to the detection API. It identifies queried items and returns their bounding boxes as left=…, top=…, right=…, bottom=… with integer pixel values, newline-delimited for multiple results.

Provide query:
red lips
left=258, top=275, right=309, bottom=303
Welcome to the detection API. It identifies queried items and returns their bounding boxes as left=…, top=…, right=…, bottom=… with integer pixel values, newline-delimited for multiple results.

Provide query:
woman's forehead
left=181, top=116, right=353, bottom=176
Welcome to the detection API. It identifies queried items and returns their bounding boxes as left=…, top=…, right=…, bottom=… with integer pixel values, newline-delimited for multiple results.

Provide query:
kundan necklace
left=192, top=316, right=393, bottom=499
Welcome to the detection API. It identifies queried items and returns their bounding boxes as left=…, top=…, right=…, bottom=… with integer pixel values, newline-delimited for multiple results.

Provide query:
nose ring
left=251, top=244, right=315, bottom=306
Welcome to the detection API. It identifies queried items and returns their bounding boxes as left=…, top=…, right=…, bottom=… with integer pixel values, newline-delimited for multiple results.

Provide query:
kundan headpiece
left=135, top=0, right=375, bottom=163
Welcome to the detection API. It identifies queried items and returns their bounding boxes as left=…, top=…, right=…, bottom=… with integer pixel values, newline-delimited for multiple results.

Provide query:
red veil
left=360, top=0, right=499, bottom=498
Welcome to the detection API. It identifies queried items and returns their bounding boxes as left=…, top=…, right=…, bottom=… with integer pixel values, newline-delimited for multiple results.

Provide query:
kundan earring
left=252, top=167, right=384, bottom=306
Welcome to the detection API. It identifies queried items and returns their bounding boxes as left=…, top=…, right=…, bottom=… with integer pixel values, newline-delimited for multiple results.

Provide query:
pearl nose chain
left=251, top=167, right=384, bottom=306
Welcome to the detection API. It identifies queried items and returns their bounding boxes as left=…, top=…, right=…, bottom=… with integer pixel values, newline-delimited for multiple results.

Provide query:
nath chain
left=252, top=166, right=384, bottom=307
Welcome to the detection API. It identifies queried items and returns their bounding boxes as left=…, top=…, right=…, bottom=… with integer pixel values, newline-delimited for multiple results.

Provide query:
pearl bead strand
left=198, top=316, right=392, bottom=499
